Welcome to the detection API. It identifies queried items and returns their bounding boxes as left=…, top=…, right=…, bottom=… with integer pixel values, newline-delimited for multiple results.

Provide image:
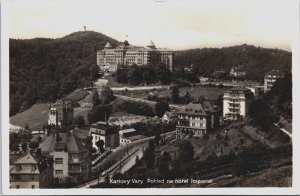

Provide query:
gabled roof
left=147, top=40, right=156, bottom=48
left=40, top=132, right=87, bottom=154
left=14, top=153, right=38, bottom=164
left=104, top=42, right=112, bottom=48
left=178, top=101, right=216, bottom=116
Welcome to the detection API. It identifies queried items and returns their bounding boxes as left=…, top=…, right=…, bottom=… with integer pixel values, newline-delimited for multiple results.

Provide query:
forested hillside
left=9, top=31, right=121, bottom=116
left=174, top=44, right=292, bottom=80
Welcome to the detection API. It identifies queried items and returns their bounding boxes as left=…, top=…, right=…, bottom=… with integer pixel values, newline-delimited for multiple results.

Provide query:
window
left=200, top=123, right=203, bottom=127
left=55, top=158, right=63, bottom=164
left=16, top=185, right=20, bottom=189
left=32, top=185, right=35, bottom=189
left=95, top=135, right=98, bottom=140
left=55, top=170, right=63, bottom=175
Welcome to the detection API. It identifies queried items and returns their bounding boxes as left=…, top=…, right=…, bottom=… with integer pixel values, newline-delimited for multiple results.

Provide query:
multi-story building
left=264, top=70, right=285, bottom=93
left=10, top=152, right=53, bottom=189
left=48, top=100, right=73, bottom=128
left=223, top=87, right=254, bottom=120
left=230, top=66, right=246, bottom=78
left=176, top=101, right=219, bottom=138
left=89, top=122, right=119, bottom=149
left=97, top=40, right=173, bottom=72
left=40, top=131, right=90, bottom=183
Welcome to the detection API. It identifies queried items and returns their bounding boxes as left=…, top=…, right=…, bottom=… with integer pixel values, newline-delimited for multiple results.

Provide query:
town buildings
left=223, top=87, right=254, bottom=120
left=10, top=152, right=53, bottom=189
left=40, top=131, right=90, bottom=183
left=97, top=40, right=173, bottom=72
left=48, top=100, right=73, bottom=128
left=176, top=101, right=219, bottom=139
left=230, top=66, right=246, bottom=78
left=162, top=111, right=177, bottom=123
left=89, top=122, right=119, bottom=150
left=264, top=69, right=285, bottom=93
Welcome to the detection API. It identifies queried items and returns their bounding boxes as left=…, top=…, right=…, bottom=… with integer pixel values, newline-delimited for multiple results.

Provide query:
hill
left=10, top=103, right=49, bottom=131
left=174, top=44, right=292, bottom=80
left=9, top=31, right=121, bottom=116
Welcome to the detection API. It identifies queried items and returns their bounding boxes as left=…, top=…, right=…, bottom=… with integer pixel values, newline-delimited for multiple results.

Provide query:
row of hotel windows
left=190, top=122, right=204, bottom=127
left=178, top=115, right=206, bottom=120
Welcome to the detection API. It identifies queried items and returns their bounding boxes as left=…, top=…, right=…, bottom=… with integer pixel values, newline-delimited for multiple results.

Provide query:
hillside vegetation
left=174, top=44, right=291, bottom=80
left=9, top=31, right=121, bottom=116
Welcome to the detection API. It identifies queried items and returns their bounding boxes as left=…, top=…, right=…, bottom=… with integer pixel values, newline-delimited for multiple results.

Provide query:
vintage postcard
left=1, top=0, right=300, bottom=195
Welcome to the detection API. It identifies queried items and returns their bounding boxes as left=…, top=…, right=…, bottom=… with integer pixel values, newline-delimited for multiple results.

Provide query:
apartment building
left=223, top=87, right=254, bottom=120
left=176, top=101, right=219, bottom=138
left=264, top=70, right=285, bottom=93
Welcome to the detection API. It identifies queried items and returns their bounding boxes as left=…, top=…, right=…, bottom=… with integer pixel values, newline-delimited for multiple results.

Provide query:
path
left=116, top=95, right=183, bottom=109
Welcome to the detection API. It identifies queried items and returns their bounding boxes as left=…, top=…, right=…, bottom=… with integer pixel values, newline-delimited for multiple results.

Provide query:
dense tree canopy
left=10, top=31, right=120, bottom=116
left=174, top=44, right=291, bottom=81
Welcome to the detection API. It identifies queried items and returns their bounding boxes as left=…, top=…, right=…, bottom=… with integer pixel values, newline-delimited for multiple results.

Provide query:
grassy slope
left=10, top=103, right=49, bottom=131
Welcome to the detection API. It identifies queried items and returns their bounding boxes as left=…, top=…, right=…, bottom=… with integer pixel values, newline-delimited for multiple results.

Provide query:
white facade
left=223, top=88, right=253, bottom=120
left=97, top=40, right=173, bottom=72
left=52, top=151, right=69, bottom=178
left=90, top=125, right=119, bottom=149
left=264, top=70, right=285, bottom=93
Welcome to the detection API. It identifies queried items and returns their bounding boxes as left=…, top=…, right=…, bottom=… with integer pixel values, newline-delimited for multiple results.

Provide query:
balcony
left=68, top=169, right=81, bottom=174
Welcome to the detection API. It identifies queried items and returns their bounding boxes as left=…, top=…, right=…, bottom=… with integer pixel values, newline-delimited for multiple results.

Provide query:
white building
left=223, top=87, right=254, bottom=120
left=230, top=66, right=246, bottom=78
left=40, top=132, right=90, bottom=183
left=10, top=152, right=53, bottom=189
left=97, top=40, right=173, bottom=72
left=89, top=122, right=119, bottom=149
left=176, top=101, right=219, bottom=138
left=48, top=100, right=73, bottom=128
left=264, top=70, right=285, bottom=93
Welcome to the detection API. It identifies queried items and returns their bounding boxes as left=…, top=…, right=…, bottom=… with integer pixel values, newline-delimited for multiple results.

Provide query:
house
left=89, top=122, right=119, bottom=150
left=264, top=70, right=285, bottom=93
left=48, top=100, right=73, bottom=128
left=162, top=111, right=176, bottom=123
left=230, top=66, right=246, bottom=78
left=10, top=151, right=53, bottom=189
left=223, top=87, right=254, bottom=120
left=176, top=101, right=219, bottom=139
left=39, top=131, right=90, bottom=183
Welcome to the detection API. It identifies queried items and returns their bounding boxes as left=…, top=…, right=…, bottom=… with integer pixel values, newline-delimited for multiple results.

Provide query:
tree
left=87, top=105, right=112, bottom=124
left=29, top=141, right=39, bottom=150
left=154, top=131, right=161, bottom=146
left=155, top=100, right=170, bottom=118
left=72, top=115, right=85, bottom=127
left=96, top=139, right=105, bottom=153
left=37, top=136, right=43, bottom=143
left=91, top=89, right=101, bottom=106
left=21, top=142, right=28, bottom=152
left=171, top=85, right=179, bottom=103
left=184, top=92, right=192, bottom=104
left=100, top=85, right=115, bottom=104
left=178, top=140, right=194, bottom=162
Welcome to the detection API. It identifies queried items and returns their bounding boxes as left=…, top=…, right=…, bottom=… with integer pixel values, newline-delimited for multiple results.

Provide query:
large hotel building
left=97, top=40, right=173, bottom=72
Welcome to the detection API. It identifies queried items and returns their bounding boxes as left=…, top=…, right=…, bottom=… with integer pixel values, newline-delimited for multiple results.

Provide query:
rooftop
left=40, top=132, right=87, bottom=154
left=178, top=101, right=216, bottom=116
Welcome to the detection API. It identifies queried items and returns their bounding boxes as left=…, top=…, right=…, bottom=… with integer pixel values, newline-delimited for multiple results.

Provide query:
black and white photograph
left=1, top=0, right=300, bottom=195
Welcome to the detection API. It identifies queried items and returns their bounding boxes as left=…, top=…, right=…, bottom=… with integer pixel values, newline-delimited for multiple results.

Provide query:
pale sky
left=8, top=0, right=298, bottom=51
